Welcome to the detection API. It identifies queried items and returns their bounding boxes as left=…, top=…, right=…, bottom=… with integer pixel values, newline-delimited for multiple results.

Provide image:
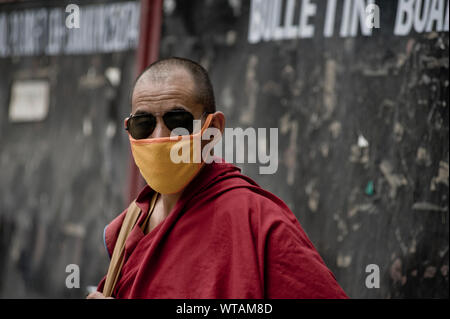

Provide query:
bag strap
left=102, top=200, right=142, bottom=297
left=102, top=193, right=159, bottom=297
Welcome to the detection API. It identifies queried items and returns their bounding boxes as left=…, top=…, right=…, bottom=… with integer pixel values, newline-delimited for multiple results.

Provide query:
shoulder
left=213, top=184, right=287, bottom=209
left=102, top=207, right=128, bottom=258
left=210, top=186, right=301, bottom=232
left=102, top=188, right=153, bottom=257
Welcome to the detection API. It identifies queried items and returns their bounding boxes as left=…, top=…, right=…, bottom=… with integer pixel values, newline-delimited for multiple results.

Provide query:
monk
left=87, top=57, right=348, bottom=299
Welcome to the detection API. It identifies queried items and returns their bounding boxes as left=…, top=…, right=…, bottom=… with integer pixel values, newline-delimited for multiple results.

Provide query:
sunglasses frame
left=125, top=110, right=212, bottom=139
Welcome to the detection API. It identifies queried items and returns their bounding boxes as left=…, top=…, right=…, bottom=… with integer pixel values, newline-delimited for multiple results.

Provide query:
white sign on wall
left=0, top=1, right=140, bottom=57
left=248, top=0, right=449, bottom=43
left=9, top=80, right=50, bottom=122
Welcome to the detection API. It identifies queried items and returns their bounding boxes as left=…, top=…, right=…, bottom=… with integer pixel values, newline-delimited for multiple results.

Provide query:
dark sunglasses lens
left=128, top=115, right=156, bottom=139
left=163, top=111, right=194, bottom=135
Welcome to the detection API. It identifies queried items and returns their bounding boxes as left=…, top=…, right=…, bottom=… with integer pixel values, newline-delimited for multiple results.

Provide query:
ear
left=210, top=111, right=225, bottom=135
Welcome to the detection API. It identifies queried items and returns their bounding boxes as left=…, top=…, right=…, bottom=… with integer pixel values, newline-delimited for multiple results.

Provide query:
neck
left=159, top=191, right=183, bottom=217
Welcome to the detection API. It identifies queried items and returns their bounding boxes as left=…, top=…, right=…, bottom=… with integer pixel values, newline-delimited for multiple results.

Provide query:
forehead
left=131, top=68, right=199, bottom=113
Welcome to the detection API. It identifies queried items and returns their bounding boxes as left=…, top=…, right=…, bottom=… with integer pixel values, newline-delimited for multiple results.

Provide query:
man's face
left=131, top=69, right=204, bottom=139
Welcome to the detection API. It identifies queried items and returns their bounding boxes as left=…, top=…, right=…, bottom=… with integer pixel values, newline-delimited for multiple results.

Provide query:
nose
left=150, top=117, right=171, bottom=139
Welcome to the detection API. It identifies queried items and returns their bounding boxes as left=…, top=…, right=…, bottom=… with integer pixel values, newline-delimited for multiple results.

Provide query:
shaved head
left=133, top=57, right=216, bottom=114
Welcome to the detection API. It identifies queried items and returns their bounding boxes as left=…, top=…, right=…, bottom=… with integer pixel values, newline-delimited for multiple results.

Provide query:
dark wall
left=0, top=0, right=138, bottom=298
left=159, top=0, right=449, bottom=298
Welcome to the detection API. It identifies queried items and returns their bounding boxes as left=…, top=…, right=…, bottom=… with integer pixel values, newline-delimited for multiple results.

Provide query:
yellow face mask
left=129, top=114, right=214, bottom=194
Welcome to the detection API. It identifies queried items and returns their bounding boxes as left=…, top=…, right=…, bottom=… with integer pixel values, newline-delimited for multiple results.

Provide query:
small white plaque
left=9, top=80, right=50, bottom=122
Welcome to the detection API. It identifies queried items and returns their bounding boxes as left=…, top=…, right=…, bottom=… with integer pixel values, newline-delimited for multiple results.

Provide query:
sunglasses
left=125, top=109, right=210, bottom=140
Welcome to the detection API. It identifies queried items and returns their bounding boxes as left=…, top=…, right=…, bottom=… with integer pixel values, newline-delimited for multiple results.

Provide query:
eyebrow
left=134, top=109, right=149, bottom=115
left=171, top=106, right=189, bottom=112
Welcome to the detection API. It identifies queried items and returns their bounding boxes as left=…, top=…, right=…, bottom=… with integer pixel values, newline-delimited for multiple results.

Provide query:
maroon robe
left=97, top=159, right=348, bottom=298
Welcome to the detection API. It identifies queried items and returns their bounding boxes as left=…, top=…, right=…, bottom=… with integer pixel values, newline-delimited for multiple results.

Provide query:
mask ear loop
left=196, top=113, right=214, bottom=137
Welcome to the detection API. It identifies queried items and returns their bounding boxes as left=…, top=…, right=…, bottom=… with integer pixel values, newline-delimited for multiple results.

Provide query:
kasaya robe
left=97, top=160, right=348, bottom=299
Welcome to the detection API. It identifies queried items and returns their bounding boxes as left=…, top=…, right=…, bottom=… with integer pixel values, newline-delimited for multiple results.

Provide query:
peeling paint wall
left=0, top=0, right=138, bottom=298
left=159, top=0, right=449, bottom=298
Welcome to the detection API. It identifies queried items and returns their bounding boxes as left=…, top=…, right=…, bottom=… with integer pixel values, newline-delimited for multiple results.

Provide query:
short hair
left=133, top=57, right=216, bottom=113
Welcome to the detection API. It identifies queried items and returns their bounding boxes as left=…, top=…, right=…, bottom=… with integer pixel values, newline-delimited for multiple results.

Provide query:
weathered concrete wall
left=0, top=0, right=139, bottom=298
left=159, top=0, right=449, bottom=298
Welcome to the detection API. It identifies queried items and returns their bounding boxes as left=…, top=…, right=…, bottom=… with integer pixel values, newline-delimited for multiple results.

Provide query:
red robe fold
left=97, top=159, right=348, bottom=299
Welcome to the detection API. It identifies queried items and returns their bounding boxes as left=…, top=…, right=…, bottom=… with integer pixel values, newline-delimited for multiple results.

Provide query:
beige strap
left=141, top=193, right=159, bottom=234
left=103, top=193, right=158, bottom=297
